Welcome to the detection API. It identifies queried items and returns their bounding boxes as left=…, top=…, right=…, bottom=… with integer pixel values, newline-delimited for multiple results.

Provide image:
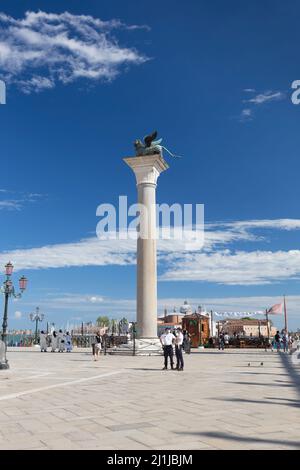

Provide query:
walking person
left=175, top=328, right=184, bottom=371
left=51, top=330, right=58, bottom=352
left=274, top=331, right=281, bottom=352
left=160, top=328, right=176, bottom=370
left=65, top=332, right=72, bottom=353
left=58, top=329, right=65, bottom=352
left=218, top=333, right=225, bottom=351
left=40, top=331, right=48, bottom=352
left=92, top=332, right=102, bottom=361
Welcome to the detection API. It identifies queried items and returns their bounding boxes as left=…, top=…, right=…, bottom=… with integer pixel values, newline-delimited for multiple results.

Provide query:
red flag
left=267, top=303, right=283, bottom=315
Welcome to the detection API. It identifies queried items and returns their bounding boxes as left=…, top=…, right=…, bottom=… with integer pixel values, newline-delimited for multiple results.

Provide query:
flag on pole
left=267, top=303, right=283, bottom=315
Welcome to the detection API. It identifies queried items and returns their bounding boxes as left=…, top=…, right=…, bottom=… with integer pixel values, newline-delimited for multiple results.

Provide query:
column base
left=0, top=360, right=9, bottom=370
left=107, top=338, right=163, bottom=356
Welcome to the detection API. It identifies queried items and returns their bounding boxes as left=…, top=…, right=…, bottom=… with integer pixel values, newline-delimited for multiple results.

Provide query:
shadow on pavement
left=227, top=381, right=293, bottom=388
left=174, top=431, right=300, bottom=449
left=238, top=371, right=287, bottom=376
left=125, top=368, right=167, bottom=371
left=210, top=396, right=300, bottom=408
left=279, top=353, right=300, bottom=396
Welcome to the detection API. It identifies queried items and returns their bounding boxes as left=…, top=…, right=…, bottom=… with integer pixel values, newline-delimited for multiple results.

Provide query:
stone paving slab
left=0, top=348, right=299, bottom=449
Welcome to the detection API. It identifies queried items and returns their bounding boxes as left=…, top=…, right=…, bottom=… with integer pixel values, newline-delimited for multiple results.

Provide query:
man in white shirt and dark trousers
left=175, top=328, right=184, bottom=371
left=160, top=328, right=176, bottom=370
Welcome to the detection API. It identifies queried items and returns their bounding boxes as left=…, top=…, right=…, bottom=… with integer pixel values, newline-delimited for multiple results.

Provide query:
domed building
left=179, top=300, right=193, bottom=315
left=157, top=301, right=212, bottom=346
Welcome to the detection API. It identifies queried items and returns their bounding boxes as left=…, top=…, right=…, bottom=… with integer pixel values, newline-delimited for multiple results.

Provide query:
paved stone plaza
left=0, top=348, right=299, bottom=450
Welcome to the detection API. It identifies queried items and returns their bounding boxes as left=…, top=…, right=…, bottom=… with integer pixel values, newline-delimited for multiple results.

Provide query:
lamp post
left=132, top=322, right=137, bottom=357
left=29, top=307, right=44, bottom=344
left=0, top=262, right=28, bottom=369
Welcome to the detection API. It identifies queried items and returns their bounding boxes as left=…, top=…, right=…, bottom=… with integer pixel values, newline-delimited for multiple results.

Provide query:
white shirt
left=161, top=332, right=175, bottom=346
left=175, top=332, right=184, bottom=346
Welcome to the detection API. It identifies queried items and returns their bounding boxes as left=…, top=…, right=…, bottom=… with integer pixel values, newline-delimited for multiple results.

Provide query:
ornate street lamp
left=29, top=307, right=45, bottom=344
left=0, top=262, right=28, bottom=370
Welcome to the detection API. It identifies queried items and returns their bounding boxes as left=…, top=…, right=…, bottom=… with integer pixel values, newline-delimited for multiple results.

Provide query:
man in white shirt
left=160, top=328, right=176, bottom=370
left=224, top=333, right=230, bottom=348
left=175, top=328, right=184, bottom=371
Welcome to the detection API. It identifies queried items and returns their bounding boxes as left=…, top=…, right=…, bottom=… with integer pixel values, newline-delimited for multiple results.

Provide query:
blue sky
left=0, top=0, right=300, bottom=330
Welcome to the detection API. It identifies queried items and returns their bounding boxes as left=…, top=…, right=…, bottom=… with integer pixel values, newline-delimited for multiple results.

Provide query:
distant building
left=157, top=302, right=213, bottom=345
left=157, top=307, right=184, bottom=335
left=218, top=319, right=277, bottom=338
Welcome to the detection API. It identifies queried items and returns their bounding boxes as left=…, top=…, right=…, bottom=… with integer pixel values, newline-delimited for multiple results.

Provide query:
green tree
left=119, top=317, right=129, bottom=334
left=110, top=319, right=118, bottom=334
left=96, top=316, right=110, bottom=327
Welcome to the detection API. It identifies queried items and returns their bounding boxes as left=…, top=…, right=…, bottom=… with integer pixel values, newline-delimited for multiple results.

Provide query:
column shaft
left=137, top=182, right=157, bottom=338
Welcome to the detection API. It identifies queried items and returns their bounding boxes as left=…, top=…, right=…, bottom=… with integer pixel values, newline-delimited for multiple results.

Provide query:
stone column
left=124, top=155, right=169, bottom=350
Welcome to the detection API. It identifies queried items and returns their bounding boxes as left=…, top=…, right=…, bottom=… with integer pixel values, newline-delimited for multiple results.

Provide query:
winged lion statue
left=134, top=131, right=182, bottom=159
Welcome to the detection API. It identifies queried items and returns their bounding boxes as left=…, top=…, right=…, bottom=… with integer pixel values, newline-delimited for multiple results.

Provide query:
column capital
left=123, top=154, right=169, bottom=186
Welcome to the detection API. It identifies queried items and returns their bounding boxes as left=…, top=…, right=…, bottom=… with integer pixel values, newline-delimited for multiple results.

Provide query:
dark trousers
left=175, top=345, right=184, bottom=369
left=164, top=345, right=174, bottom=368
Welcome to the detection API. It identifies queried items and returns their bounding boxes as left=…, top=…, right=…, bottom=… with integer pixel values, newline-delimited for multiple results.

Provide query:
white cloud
left=239, top=89, right=285, bottom=121
left=1, top=218, right=300, bottom=286
left=16, top=75, right=54, bottom=94
left=245, top=91, right=285, bottom=105
left=241, top=108, right=252, bottom=116
left=207, top=218, right=300, bottom=232
left=0, top=200, right=22, bottom=210
left=240, top=108, right=253, bottom=122
left=89, top=296, right=104, bottom=303
left=160, top=249, right=300, bottom=285
left=0, top=10, right=147, bottom=92
left=0, top=190, right=45, bottom=210
left=14, top=311, right=22, bottom=319
left=0, top=237, right=136, bottom=270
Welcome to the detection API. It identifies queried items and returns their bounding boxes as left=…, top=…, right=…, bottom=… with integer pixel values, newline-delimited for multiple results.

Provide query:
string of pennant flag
left=206, top=303, right=284, bottom=317
left=211, top=311, right=264, bottom=317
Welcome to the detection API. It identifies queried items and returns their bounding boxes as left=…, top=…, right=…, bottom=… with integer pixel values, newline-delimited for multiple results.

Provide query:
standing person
left=183, top=330, right=191, bottom=354
left=51, top=331, right=58, bottom=352
left=271, top=337, right=275, bottom=352
left=264, top=336, right=271, bottom=352
left=65, top=332, right=72, bottom=353
left=175, top=328, right=184, bottom=371
left=40, top=331, right=48, bottom=352
left=224, top=333, right=230, bottom=348
left=92, top=332, right=102, bottom=361
left=282, top=331, right=289, bottom=353
left=288, top=335, right=293, bottom=353
left=160, top=328, right=176, bottom=370
left=219, top=333, right=225, bottom=351
left=58, top=329, right=65, bottom=352
left=274, top=331, right=281, bottom=352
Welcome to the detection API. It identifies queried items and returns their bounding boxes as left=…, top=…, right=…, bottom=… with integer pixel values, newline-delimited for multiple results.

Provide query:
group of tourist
left=39, top=330, right=73, bottom=353
left=218, top=332, right=230, bottom=350
left=160, top=327, right=190, bottom=371
left=216, top=330, right=295, bottom=352
left=272, top=330, right=293, bottom=352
